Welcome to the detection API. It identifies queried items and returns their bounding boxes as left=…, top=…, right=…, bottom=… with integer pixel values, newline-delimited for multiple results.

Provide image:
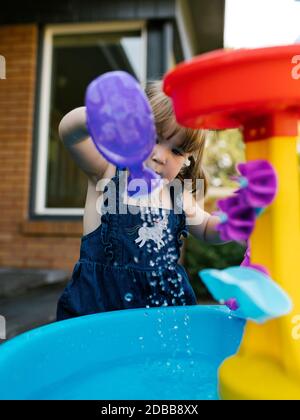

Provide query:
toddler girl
left=56, top=80, right=225, bottom=321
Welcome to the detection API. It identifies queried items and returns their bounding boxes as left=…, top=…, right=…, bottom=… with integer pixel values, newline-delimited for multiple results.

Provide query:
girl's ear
left=184, top=157, right=191, bottom=167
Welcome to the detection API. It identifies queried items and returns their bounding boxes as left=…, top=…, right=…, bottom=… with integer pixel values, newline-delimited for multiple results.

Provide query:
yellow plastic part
left=219, top=135, right=300, bottom=400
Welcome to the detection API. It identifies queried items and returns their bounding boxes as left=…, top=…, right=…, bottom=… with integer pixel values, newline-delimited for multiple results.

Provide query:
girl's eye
left=172, top=149, right=183, bottom=156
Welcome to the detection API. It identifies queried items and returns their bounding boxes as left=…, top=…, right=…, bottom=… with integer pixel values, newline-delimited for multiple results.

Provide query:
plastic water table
left=164, top=44, right=300, bottom=399
left=0, top=306, right=244, bottom=400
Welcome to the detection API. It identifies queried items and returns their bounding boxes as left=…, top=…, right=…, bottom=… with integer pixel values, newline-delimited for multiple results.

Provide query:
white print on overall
left=126, top=213, right=169, bottom=250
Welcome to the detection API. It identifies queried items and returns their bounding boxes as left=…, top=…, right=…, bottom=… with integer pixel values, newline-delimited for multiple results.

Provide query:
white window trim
left=35, top=21, right=147, bottom=216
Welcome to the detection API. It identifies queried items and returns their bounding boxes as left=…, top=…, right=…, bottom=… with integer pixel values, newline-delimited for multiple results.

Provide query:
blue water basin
left=0, top=305, right=245, bottom=400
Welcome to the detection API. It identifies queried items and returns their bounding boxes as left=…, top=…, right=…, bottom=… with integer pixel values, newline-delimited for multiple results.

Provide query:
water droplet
left=124, top=293, right=133, bottom=302
left=150, top=260, right=155, bottom=267
left=134, top=257, right=139, bottom=264
left=139, top=336, right=144, bottom=341
left=173, top=325, right=178, bottom=330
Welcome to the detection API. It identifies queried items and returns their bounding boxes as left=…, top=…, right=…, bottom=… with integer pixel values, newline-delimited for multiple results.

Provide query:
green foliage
left=185, top=236, right=246, bottom=302
left=185, top=128, right=247, bottom=302
left=203, top=129, right=246, bottom=188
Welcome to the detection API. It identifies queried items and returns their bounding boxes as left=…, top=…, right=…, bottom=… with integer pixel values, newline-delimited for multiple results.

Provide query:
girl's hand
left=182, top=190, right=231, bottom=245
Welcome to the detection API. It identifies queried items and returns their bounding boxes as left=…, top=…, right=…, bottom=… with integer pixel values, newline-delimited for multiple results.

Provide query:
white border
left=35, top=21, right=147, bottom=216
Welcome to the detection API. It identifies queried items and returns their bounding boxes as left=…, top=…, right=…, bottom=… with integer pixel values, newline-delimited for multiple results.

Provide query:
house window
left=34, top=22, right=146, bottom=217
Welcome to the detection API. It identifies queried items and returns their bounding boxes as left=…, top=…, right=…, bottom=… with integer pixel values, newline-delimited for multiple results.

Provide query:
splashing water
left=135, top=197, right=194, bottom=374
left=124, top=293, right=133, bottom=303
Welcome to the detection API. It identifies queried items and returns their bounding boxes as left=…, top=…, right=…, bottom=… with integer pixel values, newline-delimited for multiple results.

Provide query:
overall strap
left=115, top=166, right=127, bottom=213
left=169, top=181, right=184, bottom=214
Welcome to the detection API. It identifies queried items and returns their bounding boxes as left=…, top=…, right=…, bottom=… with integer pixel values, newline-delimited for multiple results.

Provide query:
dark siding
left=147, top=20, right=168, bottom=80
left=173, top=23, right=184, bottom=64
left=0, top=0, right=176, bottom=24
left=188, top=0, right=225, bottom=53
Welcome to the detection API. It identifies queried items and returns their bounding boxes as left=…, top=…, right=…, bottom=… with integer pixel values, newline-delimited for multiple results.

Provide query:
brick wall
left=0, top=24, right=81, bottom=272
left=0, top=24, right=212, bottom=273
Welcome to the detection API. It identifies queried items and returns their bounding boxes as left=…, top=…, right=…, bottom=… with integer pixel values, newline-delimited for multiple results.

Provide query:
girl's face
left=145, top=119, right=191, bottom=183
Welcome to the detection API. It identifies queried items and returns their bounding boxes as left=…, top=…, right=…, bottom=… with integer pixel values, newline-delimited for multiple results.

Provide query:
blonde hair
left=144, top=80, right=208, bottom=197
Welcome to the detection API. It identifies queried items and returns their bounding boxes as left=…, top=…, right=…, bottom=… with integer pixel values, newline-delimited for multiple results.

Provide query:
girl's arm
left=182, top=190, right=231, bottom=245
left=203, top=215, right=227, bottom=245
left=58, top=106, right=109, bottom=184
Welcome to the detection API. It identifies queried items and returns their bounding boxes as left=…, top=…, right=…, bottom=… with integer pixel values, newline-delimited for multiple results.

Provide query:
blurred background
left=0, top=0, right=300, bottom=341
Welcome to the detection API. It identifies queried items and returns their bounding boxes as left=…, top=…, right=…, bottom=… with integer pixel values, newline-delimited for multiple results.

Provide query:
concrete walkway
left=0, top=268, right=69, bottom=344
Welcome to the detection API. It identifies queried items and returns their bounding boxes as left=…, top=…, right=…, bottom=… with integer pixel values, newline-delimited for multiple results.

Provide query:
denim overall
left=56, top=168, right=197, bottom=321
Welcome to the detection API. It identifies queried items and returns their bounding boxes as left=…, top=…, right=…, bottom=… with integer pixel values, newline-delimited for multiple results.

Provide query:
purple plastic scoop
left=215, top=159, right=278, bottom=242
left=85, top=71, right=162, bottom=197
left=233, top=160, right=278, bottom=207
left=215, top=195, right=256, bottom=242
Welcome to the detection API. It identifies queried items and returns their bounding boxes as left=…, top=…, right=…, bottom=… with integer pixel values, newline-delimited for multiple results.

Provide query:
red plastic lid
left=163, top=45, right=300, bottom=137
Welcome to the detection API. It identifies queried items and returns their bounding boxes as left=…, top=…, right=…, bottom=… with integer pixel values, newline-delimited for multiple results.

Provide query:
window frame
left=33, top=21, right=147, bottom=218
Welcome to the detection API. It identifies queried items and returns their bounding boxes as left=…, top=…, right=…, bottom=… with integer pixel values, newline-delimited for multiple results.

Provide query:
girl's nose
left=152, top=146, right=167, bottom=165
